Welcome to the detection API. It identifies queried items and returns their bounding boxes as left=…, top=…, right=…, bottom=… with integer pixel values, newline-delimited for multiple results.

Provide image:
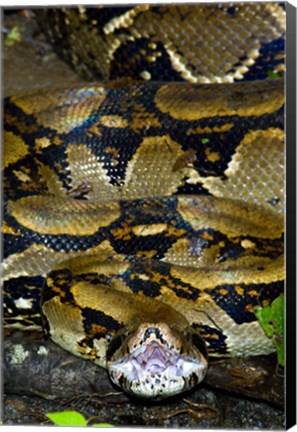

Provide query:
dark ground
left=2, top=9, right=285, bottom=429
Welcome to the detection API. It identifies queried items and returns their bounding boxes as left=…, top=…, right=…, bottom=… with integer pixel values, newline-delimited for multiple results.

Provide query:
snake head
left=106, top=322, right=208, bottom=399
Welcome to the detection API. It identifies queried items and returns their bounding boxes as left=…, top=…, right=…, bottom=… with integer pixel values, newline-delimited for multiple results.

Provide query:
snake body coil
left=3, top=4, right=285, bottom=399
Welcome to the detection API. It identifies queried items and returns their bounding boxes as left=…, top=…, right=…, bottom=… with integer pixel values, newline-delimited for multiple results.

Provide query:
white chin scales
left=108, top=341, right=207, bottom=399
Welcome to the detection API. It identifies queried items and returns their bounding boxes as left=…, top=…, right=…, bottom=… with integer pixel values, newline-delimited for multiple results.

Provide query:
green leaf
left=267, top=70, right=282, bottom=79
left=46, top=411, right=87, bottom=426
left=5, top=26, right=22, bottom=47
left=92, top=423, right=114, bottom=427
left=201, top=138, right=209, bottom=144
left=254, top=294, right=284, bottom=366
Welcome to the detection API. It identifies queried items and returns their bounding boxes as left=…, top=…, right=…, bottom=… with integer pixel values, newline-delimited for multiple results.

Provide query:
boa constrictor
left=3, top=3, right=285, bottom=400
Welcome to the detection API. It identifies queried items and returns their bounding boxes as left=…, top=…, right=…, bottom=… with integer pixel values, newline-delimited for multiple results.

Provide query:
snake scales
left=3, top=3, right=285, bottom=399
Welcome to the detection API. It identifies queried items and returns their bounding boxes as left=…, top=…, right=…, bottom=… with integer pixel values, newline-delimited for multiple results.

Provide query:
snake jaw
left=107, top=324, right=208, bottom=399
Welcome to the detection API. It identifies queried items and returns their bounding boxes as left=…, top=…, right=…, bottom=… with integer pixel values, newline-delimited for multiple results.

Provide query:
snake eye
left=191, top=331, right=208, bottom=360
left=106, top=330, right=127, bottom=360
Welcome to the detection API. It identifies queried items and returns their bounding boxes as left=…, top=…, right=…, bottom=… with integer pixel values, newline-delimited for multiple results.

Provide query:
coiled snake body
left=3, top=4, right=285, bottom=399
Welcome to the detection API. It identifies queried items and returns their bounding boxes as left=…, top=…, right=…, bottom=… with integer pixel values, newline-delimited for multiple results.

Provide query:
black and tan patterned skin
left=3, top=3, right=285, bottom=399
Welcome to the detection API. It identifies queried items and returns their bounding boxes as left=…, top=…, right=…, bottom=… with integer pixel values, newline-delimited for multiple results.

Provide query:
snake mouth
left=134, top=340, right=174, bottom=374
left=108, top=339, right=208, bottom=399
